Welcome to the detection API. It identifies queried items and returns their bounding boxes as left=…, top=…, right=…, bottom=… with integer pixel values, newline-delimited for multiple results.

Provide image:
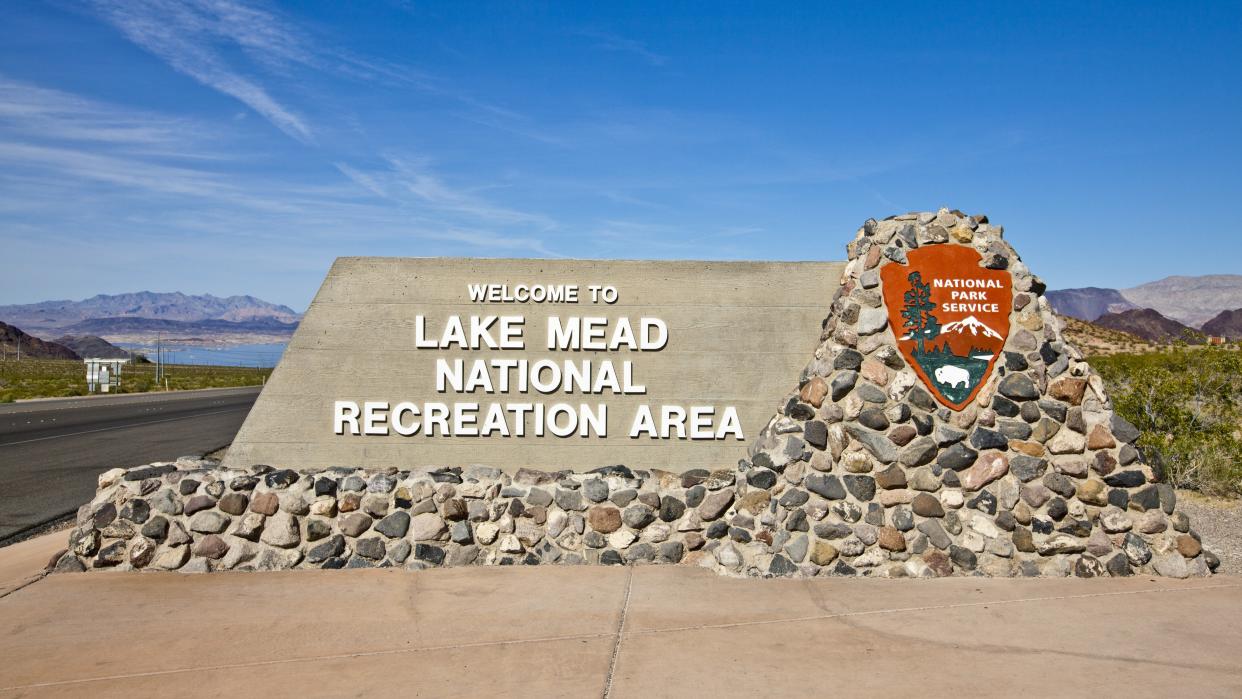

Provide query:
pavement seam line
left=0, top=572, right=47, bottom=602
left=0, top=408, right=242, bottom=447
left=2, top=581, right=1235, bottom=691
left=602, top=566, right=635, bottom=698
left=625, top=582, right=1242, bottom=637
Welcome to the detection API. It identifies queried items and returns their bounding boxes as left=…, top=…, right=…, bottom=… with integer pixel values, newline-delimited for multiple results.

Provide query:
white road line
left=0, top=409, right=244, bottom=447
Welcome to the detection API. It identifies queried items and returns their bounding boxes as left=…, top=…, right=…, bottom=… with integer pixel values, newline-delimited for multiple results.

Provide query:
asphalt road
left=0, top=386, right=260, bottom=543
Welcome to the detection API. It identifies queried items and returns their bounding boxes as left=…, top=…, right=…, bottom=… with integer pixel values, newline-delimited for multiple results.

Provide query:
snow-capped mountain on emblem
left=940, top=315, right=1003, bottom=341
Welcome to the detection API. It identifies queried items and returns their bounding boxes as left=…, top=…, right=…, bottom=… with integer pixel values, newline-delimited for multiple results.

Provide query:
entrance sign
left=225, top=257, right=843, bottom=472
left=879, top=245, right=1011, bottom=409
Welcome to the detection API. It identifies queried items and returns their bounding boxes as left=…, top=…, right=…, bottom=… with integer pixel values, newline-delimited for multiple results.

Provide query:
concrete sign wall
left=225, top=257, right=844, bottom=473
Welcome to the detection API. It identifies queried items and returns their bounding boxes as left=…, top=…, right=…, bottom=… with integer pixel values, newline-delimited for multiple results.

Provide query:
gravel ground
left=1178, top=490, right=1242, bottom=576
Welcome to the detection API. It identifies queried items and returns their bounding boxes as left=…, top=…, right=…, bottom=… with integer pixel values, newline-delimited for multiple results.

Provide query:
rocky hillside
left=1049, top=275, right=1242, bottom=327
left=1093, top=308, right=1203, bottom=343
left=53, top=335, right=132, bottom=359
left=0, top=292, right=301, bottom=335
left=0, top=322, right=79, bottom=359
left=1201, top=309, right=1242, bottom=340
left=1057, top=315, right=1159, bottom=356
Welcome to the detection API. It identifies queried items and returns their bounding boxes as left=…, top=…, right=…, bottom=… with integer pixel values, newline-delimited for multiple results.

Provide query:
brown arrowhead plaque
left=879, top=245, right=1012, bottom=410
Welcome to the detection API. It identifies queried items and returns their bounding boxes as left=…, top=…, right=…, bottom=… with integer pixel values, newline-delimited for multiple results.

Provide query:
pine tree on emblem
left=902, top=272, right=941, bottom=354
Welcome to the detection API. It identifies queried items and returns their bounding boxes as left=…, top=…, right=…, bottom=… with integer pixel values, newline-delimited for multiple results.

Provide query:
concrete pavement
left=0, top=530, right=60, bottom=597
left=1, top=532, right=1239, bottom=698
left=0, top=387, right=260, bottom=542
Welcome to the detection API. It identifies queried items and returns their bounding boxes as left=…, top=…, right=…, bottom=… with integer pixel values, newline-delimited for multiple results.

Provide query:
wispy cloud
left=0, top=75, right=201, bottom=149
left=335, top=157, right=558, bottom=229
left=0, top=78, right=318, bottom=214
left=0, top=135, right=561, bottom=260
left=333, top=162, right=388, bottom=198
left=577, top=29, right=668, bottom=67
left=0, top=68, right=561, bottom=263
left=0, top=141, right=225, bottom=196
left=88, top=1, right=552, bottom=147
left=422, top=229, right=560, bottom=257
left=90, top=0, right=314, bottom=141
left=586, top=219, right=762, bottom=257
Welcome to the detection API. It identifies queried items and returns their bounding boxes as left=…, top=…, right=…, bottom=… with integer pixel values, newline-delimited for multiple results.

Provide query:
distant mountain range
left=61, top=316, right=298, bottom=336
left=1043, top=288, right=1138, bottom=322
left=1047, top=275, right=1242, bottom=327
left=0, top=292, right=302, bottom=343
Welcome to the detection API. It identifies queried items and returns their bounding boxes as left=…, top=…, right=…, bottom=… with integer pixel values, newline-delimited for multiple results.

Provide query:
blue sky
left=1, top=1, right=1239, bottom=310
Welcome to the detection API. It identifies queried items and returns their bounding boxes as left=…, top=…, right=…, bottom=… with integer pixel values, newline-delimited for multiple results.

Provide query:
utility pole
left=155, top=332, right=162, bottom=384
left=16, top=337, right=20, bottom=361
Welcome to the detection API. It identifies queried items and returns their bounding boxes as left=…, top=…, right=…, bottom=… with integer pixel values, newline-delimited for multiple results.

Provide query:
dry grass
left=0, top=358, right=270, bottom=402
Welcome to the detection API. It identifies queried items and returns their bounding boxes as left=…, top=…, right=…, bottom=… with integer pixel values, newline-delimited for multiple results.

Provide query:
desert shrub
left=0, top=359, right=270, bottom=400
left=1092, top=343, right=1242, bottom=495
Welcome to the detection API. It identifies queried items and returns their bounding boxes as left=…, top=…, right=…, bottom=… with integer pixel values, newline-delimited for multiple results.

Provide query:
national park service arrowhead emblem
left=880, top=245, right=1012, bottom=410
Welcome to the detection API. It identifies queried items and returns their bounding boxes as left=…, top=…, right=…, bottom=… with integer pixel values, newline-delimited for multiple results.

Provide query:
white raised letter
left=436, top=358, right=463, bottom=392
left=334, top=401, right=360, bottom=435
left=415, top=316, right=438, bottom=348
left=717, top=406, right=744, bottom=440
left=661, top=405, right=687, bottom=438
left=392, top=402, right=421, bottom=436
left=641, top=317, right=668, bottom=350
left=547, top=316, right=578, bottom=350
left=628, top=404, right=657, bottom=438
left=499, top=316, right=525, bottom=349
left=690, top=406, right=714, bottom=439
left=363, top=401, right=389, bottom=435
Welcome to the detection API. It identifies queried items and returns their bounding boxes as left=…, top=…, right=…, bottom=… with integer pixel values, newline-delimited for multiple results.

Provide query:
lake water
left=118, top=342, right=287, bottom=368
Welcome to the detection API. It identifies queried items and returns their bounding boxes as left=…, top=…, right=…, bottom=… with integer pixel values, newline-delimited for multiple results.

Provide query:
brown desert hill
left=52, top=334, right=132, bottom=359
left=1201, top=308, right=1242, bottom=340
left=1056, top=315, right=1158, bottom=356
left=0, top=321, right=80, bottom=359
left=1093, top=308, right=1203, bottom=343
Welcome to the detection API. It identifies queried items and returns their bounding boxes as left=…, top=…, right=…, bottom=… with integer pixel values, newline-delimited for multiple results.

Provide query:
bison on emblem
left=934, top=364, right=970, bottom=390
